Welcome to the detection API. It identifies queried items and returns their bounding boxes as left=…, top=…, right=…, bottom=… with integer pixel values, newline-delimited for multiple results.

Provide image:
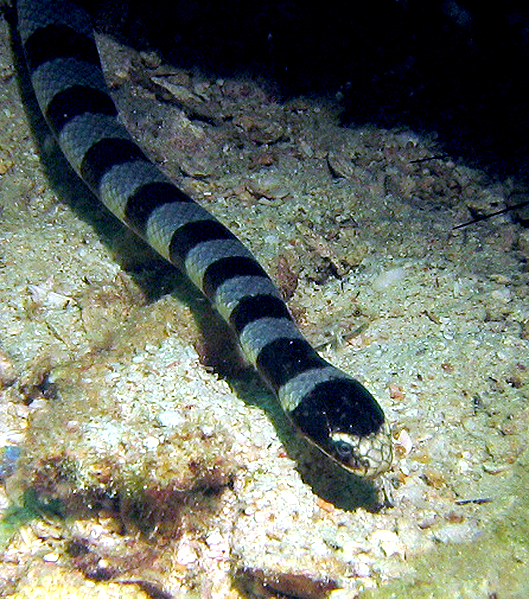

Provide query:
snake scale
left=17, top=0, right=392, bottom=477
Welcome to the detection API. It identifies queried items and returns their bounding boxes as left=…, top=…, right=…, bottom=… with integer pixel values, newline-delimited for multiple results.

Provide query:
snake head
left=290, top=375, right=393, bottom=477
left=327, top=420, right=393, bottom=476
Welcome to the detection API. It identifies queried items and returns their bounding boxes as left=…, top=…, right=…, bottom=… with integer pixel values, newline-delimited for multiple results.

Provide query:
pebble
left=156, top=409, right=186, bottom=428
left=372, top=267, right=406, bottom=291
left=247, top=172, right=289, bottom=200
left=491, top=287, right=511, bottom=303
left=369, top=530, right=406, bottom=559
left=353, top=561, right=371, bottom=578
left=42, top=552, right=60, bottom=563
left=0, top=446, right=21, bottom=482
left=176, top=543, right=198, bottom=566
left=0, top=350, right=17, bottom=388
left=205, top=531, right=229, bottom=559
left=143, top=435, right=159, bottom=450
left=432, top=521, right=482, bottom=544
left=238, top=566, right=338, bottom=599
left=27, top=284, right=71, bottom=309
left=517, top=229, right=529, bottom=255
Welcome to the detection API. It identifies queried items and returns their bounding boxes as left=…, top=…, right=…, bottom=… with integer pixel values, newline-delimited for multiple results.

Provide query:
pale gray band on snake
left=17, top=0, right=393, bottom=477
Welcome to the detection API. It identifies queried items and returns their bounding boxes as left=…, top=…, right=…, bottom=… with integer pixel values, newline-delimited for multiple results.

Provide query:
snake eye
left=333, top=439, right=353, bottom=460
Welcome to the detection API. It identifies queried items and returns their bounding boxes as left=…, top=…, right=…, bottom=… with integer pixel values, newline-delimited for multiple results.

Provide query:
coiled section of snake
left=17, top=0, right=392, bottom=476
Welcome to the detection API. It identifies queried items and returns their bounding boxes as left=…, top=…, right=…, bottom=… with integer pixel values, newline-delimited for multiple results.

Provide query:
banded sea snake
left=17, top=0, right=393, bottom=477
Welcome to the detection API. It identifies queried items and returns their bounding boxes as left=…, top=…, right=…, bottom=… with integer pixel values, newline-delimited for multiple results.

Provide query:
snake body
left=17, top=0, right=392, bottom=476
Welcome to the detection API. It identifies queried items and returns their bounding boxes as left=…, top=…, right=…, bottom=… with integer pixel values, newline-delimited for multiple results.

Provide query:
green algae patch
left=0, top=489, right=64, bottom=549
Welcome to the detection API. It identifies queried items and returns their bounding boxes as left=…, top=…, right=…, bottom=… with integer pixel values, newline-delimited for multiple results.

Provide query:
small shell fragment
left=394, top=428, right=413, bottom=456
